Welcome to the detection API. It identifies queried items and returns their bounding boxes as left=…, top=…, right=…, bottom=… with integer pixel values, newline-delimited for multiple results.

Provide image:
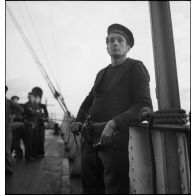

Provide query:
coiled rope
left=150, top=109, right=188, bottom=125
left=140, top=108, right=188, bottom=194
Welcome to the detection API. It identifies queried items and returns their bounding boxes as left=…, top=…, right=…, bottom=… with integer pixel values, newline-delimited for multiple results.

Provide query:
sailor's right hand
left=70, top=122, right=82, bottom=135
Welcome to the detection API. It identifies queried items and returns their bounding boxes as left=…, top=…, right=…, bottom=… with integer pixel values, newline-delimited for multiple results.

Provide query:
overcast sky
left=5, top=1, right=190, bottom=119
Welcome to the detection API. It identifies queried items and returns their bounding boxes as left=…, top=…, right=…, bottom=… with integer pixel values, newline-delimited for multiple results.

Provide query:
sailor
left=23, top=92, right=40, bottom=161
left=32, top=87, right=49, bottom=158
left=71, top=24, right=153, bottom=193
left=11, top=95, right=19, bottom=104
left=6, top=86, right=24, bottom=175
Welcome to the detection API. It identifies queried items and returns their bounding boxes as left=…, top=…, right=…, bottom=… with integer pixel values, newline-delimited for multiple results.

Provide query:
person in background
left=5, top=86, right=24, bottom=175
left=10, top=95, right=25, bottom=159
left=11, top=96, right=19, bottom=104
left=71, top=24, right=153, bottom=193
left=23, top=92, right=40, bottom=161
left=32, top=87, right=49, bottom=158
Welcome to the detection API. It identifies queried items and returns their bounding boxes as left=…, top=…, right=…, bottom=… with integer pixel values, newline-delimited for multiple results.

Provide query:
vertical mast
left=149, top=1, right=188, bottom=194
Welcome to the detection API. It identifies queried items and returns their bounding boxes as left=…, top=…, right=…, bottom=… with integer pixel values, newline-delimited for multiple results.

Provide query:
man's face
left=106, top=33, right=130, bottom=58
left=12, top=98, right=19, bottom=104
left=28, top=95, right=35, bottom=103
left=35, top=96, right=41, bottom=104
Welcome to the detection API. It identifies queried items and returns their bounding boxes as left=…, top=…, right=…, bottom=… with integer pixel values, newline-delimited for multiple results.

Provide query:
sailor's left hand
left=100, top=120, right=116, bottom=146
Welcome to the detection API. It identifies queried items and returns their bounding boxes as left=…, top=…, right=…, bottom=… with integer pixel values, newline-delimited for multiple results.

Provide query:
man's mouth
left=112, top=48, right=120, bottom=52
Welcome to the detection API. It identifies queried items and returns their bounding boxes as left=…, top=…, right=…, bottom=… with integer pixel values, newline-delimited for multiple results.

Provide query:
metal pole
left=149, top=1, right=180, bottom=110
left=149, top=1, right=183, bottom=194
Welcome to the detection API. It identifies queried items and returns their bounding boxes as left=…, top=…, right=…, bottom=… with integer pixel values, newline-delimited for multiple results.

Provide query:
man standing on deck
left=71, top=24, right=153, bottom=194
left=32, top=87, right=49, bottom=158
left=23, top=92, right=40, bottom=161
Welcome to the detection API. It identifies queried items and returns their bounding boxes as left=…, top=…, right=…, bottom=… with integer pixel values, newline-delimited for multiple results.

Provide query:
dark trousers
left=37, top=120, right=45, bottom=156
left=6, top=126, right=13, bottom=170
left=11, top=124, right=26, bottom=158
left=81, top=141, right=130, bottom=194
left=23, top=122, right=41, bottom=159
left=31, top=124, right=39, bottom=158
left=24, top=123, right=34, bottom=159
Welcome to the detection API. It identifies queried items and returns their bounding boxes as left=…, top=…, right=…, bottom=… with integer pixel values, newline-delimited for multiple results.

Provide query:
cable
left=24, top=2, right=62, bottom=94
left=48, top=3, right=62, bottom=94
left=7, top=4, right=71, bottom=116
left=147, top=118, right=157, bottom=194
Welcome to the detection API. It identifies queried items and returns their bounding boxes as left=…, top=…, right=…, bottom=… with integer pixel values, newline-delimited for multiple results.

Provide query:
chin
left=111, top=53, right=122, bottom=58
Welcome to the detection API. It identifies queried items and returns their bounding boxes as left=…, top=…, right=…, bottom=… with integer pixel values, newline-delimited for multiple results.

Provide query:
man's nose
left=113, top=39, right=119, bottom=45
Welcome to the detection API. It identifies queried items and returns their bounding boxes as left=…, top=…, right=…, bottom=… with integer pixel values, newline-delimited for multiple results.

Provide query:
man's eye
left=118, top=38, right=123, bottom=43
left=109, top=38, right=115, bottom=43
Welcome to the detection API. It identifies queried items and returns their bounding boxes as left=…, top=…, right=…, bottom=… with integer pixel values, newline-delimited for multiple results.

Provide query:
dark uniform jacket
left=6, top=98, right=24, bottom=129
left=23, top=101, right=41, bottom=124
left=38, top=103, right=49, bottom=122
left=76, top=58, right=153, bottom=131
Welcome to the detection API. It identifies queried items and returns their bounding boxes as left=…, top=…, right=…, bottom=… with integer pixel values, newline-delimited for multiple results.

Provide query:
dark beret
left=11, top=96, right=19, bottom=100
left=31, top=87, right=43, bottom=98
left=107, top=23, right=134, bottom=48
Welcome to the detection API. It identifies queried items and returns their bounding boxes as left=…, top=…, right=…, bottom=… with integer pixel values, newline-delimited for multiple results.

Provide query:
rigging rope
left=17, top=3, right=30, bottom=38
left=23, top=2, right=62, bottom=94
left=7, top=5, right=70, bottom=116
left=47, top=3, right=62, bottom=94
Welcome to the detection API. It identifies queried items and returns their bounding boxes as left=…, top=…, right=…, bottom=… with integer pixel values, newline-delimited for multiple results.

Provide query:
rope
left=141, top=108, right=188, bottom=125
left=24, top=2, right=62, bottom=94
left=140, top=108, right=188, bottom=194
left=70, top=138, right=82, bottom=176
left=7, top=5, right=71, bottom=116
left=47, top=3, right=62, bottom=94
left=147, top=117, right=157, bottom=194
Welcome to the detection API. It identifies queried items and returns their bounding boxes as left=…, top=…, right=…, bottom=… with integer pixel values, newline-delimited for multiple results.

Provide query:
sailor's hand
left=70, top=122, right=82, bottom=135
left=100, top=120, right=116, bottom=146
left=139, top=107, right=153, bottom=122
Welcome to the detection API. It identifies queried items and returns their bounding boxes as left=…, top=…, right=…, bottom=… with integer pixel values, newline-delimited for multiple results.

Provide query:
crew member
left=6, top=86, right=24, bottom=175
left=32, top=87, right=49, bottom=158
left=71, top=24, right=153, bottom=194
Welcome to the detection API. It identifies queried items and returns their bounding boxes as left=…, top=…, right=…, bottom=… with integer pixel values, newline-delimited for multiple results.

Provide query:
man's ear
left=127, top=44, right=131, bottom=52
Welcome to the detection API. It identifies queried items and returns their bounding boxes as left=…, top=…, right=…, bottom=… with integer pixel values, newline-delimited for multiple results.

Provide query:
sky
left=5, top=1, right=190, bottom=120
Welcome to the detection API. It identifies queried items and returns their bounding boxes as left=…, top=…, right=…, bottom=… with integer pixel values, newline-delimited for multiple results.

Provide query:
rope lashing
left=147, top=117, right=157, bottom=194
left=140, top=108, right=188, bottom=125
left=139, top=108, right=188, bottom=194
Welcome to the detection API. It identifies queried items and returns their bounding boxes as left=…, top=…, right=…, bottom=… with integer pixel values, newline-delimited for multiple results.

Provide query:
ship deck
left=6, top=129, right=72, bottom=194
